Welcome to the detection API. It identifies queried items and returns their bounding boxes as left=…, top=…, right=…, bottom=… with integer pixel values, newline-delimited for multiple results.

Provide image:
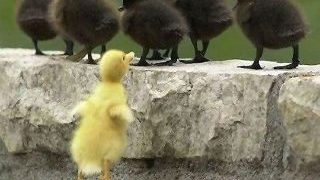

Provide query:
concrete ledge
left=0, top=48, right=320, bottom=179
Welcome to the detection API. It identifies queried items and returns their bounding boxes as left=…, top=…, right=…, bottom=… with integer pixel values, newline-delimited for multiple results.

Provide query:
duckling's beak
left=125, top=52, right=135, bottom=63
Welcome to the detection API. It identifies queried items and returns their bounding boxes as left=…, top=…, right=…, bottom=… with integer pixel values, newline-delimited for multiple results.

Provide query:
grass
left=0, top=0, right=319, bottom=64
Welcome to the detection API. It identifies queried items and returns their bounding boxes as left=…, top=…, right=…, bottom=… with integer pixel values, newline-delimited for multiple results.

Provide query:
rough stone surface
left=0, top=49, right=320, bottom=179
left=279, top=76, right=320, bottom=171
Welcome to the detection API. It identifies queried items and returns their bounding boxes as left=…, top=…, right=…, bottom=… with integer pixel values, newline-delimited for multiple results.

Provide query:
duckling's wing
left=108, top=104, right=134, bottom=123
left=252, top=0, right=306, bottom=38
left=272, top=2, right=307, bottom=38
left=207, top=2, right=232, bottom=23
left=95, top=16, right=119, bottom=31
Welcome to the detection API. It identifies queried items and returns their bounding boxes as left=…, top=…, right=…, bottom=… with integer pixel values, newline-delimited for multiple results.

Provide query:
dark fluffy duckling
left=176, top=0, right=233, bottom=64
left=235, top=0, right=307, bottom=69
left=50, top=0, right=120, bottom=64
left=121, top=0, right=188, bottom=66
left=16, top=0, right=74, bottom=55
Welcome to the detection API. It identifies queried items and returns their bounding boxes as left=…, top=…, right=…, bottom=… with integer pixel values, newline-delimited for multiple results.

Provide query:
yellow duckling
left=70, top=50, right=135, bottom=180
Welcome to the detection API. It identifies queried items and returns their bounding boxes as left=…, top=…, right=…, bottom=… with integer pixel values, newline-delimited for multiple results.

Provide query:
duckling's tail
left=80, top=164, right=102, bottom=176
left=67, top=47, right=90, bottom=62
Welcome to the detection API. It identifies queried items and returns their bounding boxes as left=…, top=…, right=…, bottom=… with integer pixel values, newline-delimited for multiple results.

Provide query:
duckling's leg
left=85, top=49, right=97, bottom=65
left=100, top=160, right=111, bottom=180
left=238, top=46, right=263, bottom=70
left=201, top=40, right=210, bottom=56
left=147, top=50, right=164, bottom=60
left=77, top=170, right=85, bottom=180
left=63, top=39, right=74, bottom=56
left=132, top=47, right=150, bottom=66
left=274, top=45, right=300, bottom=69
left=162, top=49, right=171, bottom=58
left=153, top=45, right=178, bottom=66
left=101, top=44, right=106, bottom=56
left=180, top=37, right=210, bottom=63
left=32, top=39, right=44, bottom=55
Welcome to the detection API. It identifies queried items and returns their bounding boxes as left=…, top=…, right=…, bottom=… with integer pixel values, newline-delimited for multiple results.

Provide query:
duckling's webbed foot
left=63, top=39, right=74, bottom=56
left=180, top=51, right=210, bottom=64
left=132, top=59, right=151, bottom=66
left=180, top=37, right=210, bottom=64
left=238, top=62, right=263, bottom=70
left=35, top=50, right=45, bottom=55
left=274, top=62, right=299, bottom=69
left=132, top=47, right=151, bottom=66
left=274, top=45, right=300, bottom=69
left=147, top=50, right=164, bottom=60
left=32, top=39, right=45, bottom=55
left=238, top=46, right=263, bottom=70
left=153, top=59, right=176, bottom=66
left=84, top=50, right=97, bottom=65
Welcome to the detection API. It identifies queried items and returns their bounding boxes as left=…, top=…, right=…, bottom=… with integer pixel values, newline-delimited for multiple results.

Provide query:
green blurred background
left=0, top=0, right=319, bottom=64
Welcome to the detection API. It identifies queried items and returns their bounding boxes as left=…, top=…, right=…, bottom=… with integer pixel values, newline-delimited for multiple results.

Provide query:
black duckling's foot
left=63, top=39, right=74, bottom=56
left=35, top=50, right=45, bottom=55
left=147, top=50, right=164, bottom=60
left=63, top=46, right=74, bottom=56
left=180, top=54, right=210, bottom=64
left=238, top=62, right=263, bottom=70
left=33, top=39, right=45, bottom=56
left=131, top=60, right=151, bottom=66
left=63, top=51, right=73, bottom=56
left=152, top=58, right=177, bottom=66
left=274, top=61, right=299, bottom=69
left=84, top=58, right=97, bottom=65
left=62, top=52, right=73, bottom=56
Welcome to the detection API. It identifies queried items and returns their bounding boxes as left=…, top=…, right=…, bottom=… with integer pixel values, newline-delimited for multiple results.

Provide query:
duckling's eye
left=122, top=55, right=125, bottom=61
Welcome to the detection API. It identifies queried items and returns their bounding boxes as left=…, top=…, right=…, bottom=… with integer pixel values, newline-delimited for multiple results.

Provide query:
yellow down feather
left=70, top=50, right=135, bottom=176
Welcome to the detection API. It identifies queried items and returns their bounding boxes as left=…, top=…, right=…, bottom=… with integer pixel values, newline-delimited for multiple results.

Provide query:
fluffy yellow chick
left=70, top=50, right=135, bottom=180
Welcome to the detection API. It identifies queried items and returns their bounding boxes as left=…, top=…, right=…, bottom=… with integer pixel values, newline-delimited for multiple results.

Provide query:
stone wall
left=0, top=49, right=319, bottom=179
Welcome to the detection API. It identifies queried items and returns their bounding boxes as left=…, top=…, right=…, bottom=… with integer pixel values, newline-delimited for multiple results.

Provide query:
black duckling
left=16, top=0, right=74, bottom=55
left=176, top=0, right=233, bottom=64
left=235, top=0, right=307, bottom=69
left=50, top=0, right=120, bottom=64
left=121, top=0, right=188, bottom=66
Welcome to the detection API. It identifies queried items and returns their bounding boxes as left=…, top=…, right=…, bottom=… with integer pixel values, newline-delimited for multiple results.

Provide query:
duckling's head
left=100, top=50, right=135, bottom=82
